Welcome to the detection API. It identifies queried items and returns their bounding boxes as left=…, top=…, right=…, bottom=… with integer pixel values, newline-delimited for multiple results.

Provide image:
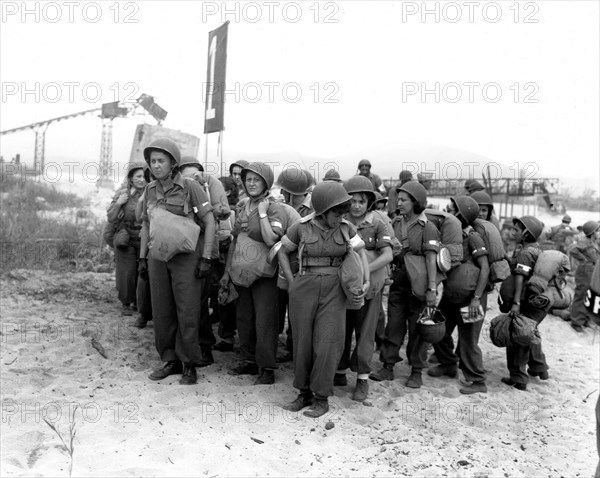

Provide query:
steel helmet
left=344, top=175, right=376, bottom=202
left=562, top=214, right=572, bottom=224
left=179, top=156, right=204, bottom=172
left=276, top=167, right=309, bottom=195
left=450, top=195, right=479, bottom=226
left=303, top=169, right=316, bottom=187
left=513, top=216, right=544, bottom=241
left=311, top=182, right=352, bottom=216
left=358, top=159, right=371, bottom=168
left=323, top=169, right=342, bottom=182
left=229, top=159, right=249, bottom=175
left=126, top=161, right=147, bottom=178
left=374, top=192, right=387, bottom=204
left=398, top=180, right=428, bottom=209
left=241, top=162, right=275, bottom=192
left=143, top=137, right=181, bottom=166
left=470, top=191, right=493, bottom=207
left=466, top=180, right=485, bottom=194
left=582, top=220, right=600, bottom=237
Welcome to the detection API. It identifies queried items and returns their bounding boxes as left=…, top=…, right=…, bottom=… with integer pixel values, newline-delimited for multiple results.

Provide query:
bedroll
left=424, top=209, right=463, bottom=267
left=528, top=250, right=570, bottom=294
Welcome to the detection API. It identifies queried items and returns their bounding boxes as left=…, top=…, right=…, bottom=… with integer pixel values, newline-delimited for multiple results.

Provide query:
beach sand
left=1, top=268, right=598, bottom=477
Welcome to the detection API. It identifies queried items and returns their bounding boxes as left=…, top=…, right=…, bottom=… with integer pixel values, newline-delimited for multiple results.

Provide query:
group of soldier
left=105, top=139, right=600, bottom=419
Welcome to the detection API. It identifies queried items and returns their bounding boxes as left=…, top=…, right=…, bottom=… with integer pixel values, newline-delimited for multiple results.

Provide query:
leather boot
left=369, top=363, right=394, bottom=382
left=427, top=364, right=458, bottom=378
left=303, top=398, right=329, bottom=418
left=179, top=365, right=197, bottom=385
left=254, top=369, right=275, bottom=385
left=283, top=391, right=313, bottom=412
left=352, top=379, right=369, bottom=402
left=406, top=369, right=423, bottom=388
left=149, top=361, right=183, bottom=381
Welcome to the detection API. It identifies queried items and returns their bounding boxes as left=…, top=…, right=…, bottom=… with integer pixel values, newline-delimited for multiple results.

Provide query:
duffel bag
left=229, top=232, right=277, bottom=288
left=444, top=261, right=480, bottom=304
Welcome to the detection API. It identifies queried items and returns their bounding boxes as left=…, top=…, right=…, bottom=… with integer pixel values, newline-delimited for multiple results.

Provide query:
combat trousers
left=338, top=291, right=382, bottom=374
left=379, top=279, right=429, bottom=370
left=570, top=262, right=595, bottom=327
left=506, top=339, right=548, bottom=385
left=148, top=251, right=205, bottom=365
left=289, top=273, right=346, bottom=399
left=115, top=245, right=139, bottom=305
left=434, top=294, right=487, bottom=383
left=136, top=275, right=152, bottom=320
left=236, top=276, right=279, bottom=370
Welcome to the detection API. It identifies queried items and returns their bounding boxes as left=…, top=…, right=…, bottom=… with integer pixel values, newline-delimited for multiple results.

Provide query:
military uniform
left=569, top=237, right=599, bottom=328
left=232, top=198, right=284, bottom=371
left=379, top=212, right=440, bottom=369
left=504, top=242, right=549, bottom=385
left=434, top=228, right=488, bottom=383
left=107, top=186, right=143, bottom=307
left=141, top=174, right=213, bottom=365
left=282, top=216, right=364, bottom=399
left=338, top=212, right=392, bottom=375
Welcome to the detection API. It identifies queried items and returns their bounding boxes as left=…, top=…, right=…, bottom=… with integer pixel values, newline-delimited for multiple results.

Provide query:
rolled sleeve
left=422, top=222, right=441, bottom=253
left=267, top=202, right=285, bottom=238
left=281, top=222, right=300, bottom=252
left=469, top=232, right=489, bottom=260
left=188, top=181, right=213, bottom=220
left=514, top=249, right=536, bottom=277
left=375, top=221, right=393, bottom=250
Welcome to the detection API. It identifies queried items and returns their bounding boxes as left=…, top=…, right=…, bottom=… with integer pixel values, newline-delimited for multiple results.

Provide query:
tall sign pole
left=204, top=21, right=229, bottom=176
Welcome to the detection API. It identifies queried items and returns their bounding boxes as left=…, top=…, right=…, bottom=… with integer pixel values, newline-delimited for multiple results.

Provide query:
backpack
left=423, top=209, right=463, bottom=267
left=472, top=218, right=510, bottom=283
left=527, top=250, right=570, bottom=295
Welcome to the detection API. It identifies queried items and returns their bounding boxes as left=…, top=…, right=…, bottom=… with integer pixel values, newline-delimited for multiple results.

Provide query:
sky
left=1, top=1, right=599, bottom=192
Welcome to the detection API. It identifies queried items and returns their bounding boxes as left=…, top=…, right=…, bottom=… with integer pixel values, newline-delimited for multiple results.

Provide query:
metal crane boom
left=0, top=108, right=101, bottom=135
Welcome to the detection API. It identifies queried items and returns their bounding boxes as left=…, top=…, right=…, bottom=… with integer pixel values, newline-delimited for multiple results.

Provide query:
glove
left=137, top=258, right=148, bottom=281
left=195, top=257, right=212, bottom=279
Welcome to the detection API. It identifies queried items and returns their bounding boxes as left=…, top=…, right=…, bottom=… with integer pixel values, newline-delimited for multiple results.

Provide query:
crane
left=0, top=94, right=167, bottom=186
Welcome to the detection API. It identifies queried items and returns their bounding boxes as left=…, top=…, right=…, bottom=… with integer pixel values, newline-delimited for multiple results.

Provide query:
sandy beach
left=1, top=267, right=598, bottom=477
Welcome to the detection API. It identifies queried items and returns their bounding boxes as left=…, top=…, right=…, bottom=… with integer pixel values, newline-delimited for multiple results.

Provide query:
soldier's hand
left=257, top=199, right=269, bottom=216
left=425, top=289, right=437, bottom=307
left=137, top=258, right=148, bottom=280
left=195, top=257, right=212, bottom=279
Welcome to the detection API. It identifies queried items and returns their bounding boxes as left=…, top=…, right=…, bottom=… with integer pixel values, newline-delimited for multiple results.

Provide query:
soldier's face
left=350, top=193, right=368, bottom=218
left=478, top=205, right=490, bottom=219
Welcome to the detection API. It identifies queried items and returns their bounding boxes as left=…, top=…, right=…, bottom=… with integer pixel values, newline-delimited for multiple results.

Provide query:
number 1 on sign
left=206, top=36, right=217, bottom=120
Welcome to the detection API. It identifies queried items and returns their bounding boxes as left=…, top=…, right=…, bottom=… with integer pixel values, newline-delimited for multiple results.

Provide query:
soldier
left=569, top=220, right=600, bottom=332
left=229, top=159, right=249, bottom=200
left=278, top=182, right=370, bottom=417
left=499, top=215, right=547, bottom=390
left=139, top=138, right=216, bottom=385
left=357, top=159, right=386, bottom=195
left=429, top=196, right=490, bottom=394
left=106, top=161, right=147, bottom=317
left=222, top=162, right=283, bottom=385
left=387, top=170, right=413, bottom=218
left=334, top=176, right=393, bottom=402
left=470, top=190, right=501, bottom=229
left=273, top=167, right=306, bottom=361
left=370, top=181, right=441, bottom=388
